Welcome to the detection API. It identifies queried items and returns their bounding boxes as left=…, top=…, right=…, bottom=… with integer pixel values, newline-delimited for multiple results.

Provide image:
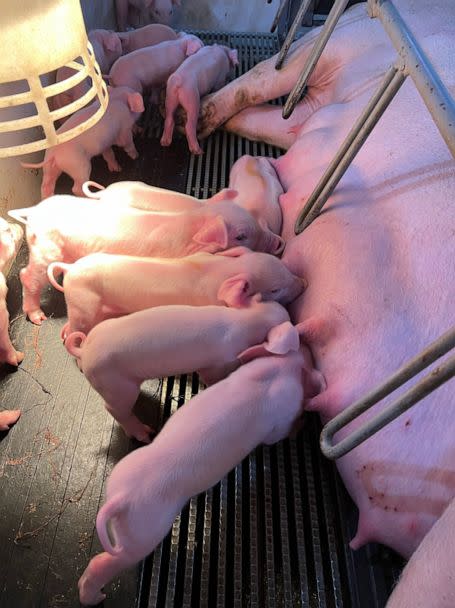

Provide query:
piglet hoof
left=0, top=409, right=21, bottom=431
left=160, top=136, right=171, bottom=147
left=0, top=349, right=24, bottom=367
left=78, top=575, right=106, bottom=606
left=26, top=308, right=47, bottom=325
left=121, top=419, right=154, bottom=444
left=190, top=145, right=203, bottom=156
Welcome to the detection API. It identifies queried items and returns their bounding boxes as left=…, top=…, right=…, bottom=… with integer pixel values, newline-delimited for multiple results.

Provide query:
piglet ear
left=215, top=246, right=250, bottom=257
left=237, top=343, right=270, bottom=364
left=206, top=188, right=238, bottom=203
left=185, top=38, right=203, bottom=56
left=237, top=322, right=300, bottom=364
left=229, top=49, right=239, bottom=67
left=106, top=32, right=121, bottom=53
left=264, top=321, right=300, bottom=355
left=193, top=215, right=228, bottom=249
left=217, top=274, right=252, bottom=308
left=127, top=92, right=145, bottom=114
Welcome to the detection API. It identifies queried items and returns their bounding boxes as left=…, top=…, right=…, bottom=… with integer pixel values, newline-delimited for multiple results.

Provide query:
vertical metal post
left=295, top=65, right=406, bottom=234
left=282, top=0, right=349, bottom=118
left=270, top=0, right=290, bottom=33
left=275, top=0, right=313, bottom=69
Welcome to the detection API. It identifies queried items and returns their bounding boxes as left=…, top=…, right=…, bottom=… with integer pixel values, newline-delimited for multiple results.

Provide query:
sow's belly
left=281, top=185, right=455, bottom=558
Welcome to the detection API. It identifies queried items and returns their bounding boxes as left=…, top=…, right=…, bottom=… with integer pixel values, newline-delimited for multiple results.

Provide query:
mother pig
left=197, top=0, right=455, bottom=595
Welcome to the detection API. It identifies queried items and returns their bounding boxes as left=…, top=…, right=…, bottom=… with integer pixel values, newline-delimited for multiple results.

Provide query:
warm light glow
left=0, top=0, right=108, bottom=158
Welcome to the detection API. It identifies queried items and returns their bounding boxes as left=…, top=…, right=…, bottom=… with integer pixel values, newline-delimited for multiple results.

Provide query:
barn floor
left=0, top=32, right=403, bottom=608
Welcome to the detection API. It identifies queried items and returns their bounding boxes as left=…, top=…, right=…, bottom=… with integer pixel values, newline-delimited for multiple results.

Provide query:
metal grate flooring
left=0, top=31, right=403, bottom=608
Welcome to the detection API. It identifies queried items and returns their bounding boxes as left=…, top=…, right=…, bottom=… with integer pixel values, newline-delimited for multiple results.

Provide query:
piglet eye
left=235, top=233, right=247, bottom=242
left=270, top=288, right=280, bottom=294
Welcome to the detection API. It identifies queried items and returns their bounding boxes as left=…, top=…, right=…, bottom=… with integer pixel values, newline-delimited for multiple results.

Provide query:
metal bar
left=320, top=327, right=455, bottom=460
left=270, top=0, right=290, bottom=33
left=370, top=0, right=455, bottom=158
left=295, top=65, right=406, bottom=234
left=282, top=0, right=349, bottom=118
left=275, top=0, right=313, bottom=69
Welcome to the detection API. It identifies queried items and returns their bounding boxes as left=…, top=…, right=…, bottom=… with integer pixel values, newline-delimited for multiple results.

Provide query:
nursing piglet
left=0, top=219, right=23, bottom=430
left=228, top=155, right=283, bottom=235
left=161, top=44, right=238, bottom=154
left=117, top=23, right=177, bottom=54
left=109, top=34, right=204, bottom=95
left=21, top=87, right=144, bottom=198
left=64, top=300, right=299, bottom=441
left=51, top=29, right=123, bottom=122
left=78, top=348, right=318, bottom=605
left=49, top=246, right=304, bottom=336
left=10, top=197, right=285, bottom=324
left=82, top=180, right=241, bottom=213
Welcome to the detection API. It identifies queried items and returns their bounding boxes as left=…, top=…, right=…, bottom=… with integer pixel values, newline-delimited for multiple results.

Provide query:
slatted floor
left=0, top=31, right=403, bottom=608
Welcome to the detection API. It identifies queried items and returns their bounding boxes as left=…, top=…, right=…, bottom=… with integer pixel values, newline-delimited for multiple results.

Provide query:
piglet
left=228, top=155, right=283, bottom=235
left=21, top=87, right=144, bottom=198
left=0, top=218, right=23, bottom=430
left=117, top=23, right=177, bottom=54
left=48, top=246, right=304, bottom=336
left=9, top=196, right=286, bottom=324
left=109, top=34, right=204, bottom=95
left=77, top=347, right=323, bottom=605
left=51, top=29, right=123, bottom=122
left=161, top=44, right=238, bottom=154
left=82, top=180, right=243, bottom=213
left=116, top=0, right=180, bottom=30
left=64, top=300, right=299, bottom=441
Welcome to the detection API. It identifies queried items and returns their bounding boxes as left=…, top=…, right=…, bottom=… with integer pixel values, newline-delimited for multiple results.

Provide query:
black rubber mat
left=0, top=31, right=403, bottom=608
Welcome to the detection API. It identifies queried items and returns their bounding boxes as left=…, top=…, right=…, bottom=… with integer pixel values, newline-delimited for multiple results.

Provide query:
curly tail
left=96, top=494, right=128, bottom=556
left=82, top=180, right=106, bottom=198
left=47, top=261, right=72, bottom=292
left=64, top=331, right=87, bottom=358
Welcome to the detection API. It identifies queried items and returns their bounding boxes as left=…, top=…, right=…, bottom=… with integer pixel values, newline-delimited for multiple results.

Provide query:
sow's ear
left=127, top=92, right=145, bottom=113
left=217, top=273, right=252, bottom=308
left=237, top=321, right=300, bottom=364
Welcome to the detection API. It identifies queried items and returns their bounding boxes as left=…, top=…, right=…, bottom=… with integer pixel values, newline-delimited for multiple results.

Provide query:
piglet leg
left=0, top=277, right=23, bottom=366
left=117, top=130, right=139, bottom=160
left=160, top=92, right=179, bottom=147
left=78, top=552, right=134, bottom=606
left=0, top=409, right=21, bottom=431
left=102, top=148, right=122, bottom=173
left=20, top=262, right=49, bottom=324
left=90, top=373, right=153, bottom=443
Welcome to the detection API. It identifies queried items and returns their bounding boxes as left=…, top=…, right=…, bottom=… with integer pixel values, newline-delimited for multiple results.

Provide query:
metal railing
left=272, top=0, right=455, bottom=459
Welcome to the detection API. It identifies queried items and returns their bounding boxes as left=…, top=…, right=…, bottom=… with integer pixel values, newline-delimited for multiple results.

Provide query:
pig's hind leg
left=160, top=86, right=180, bottom=147
left=89, top=372, right=153, bottom=443
left=20, top=248, right=60, bottom=323
left=116, top=130, right=139, bottom=160
left=101, top=148, right=122, bottom=173
left=78, top=551, right=136, bottom=606
left=180, top=87, right=202, bottom=155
